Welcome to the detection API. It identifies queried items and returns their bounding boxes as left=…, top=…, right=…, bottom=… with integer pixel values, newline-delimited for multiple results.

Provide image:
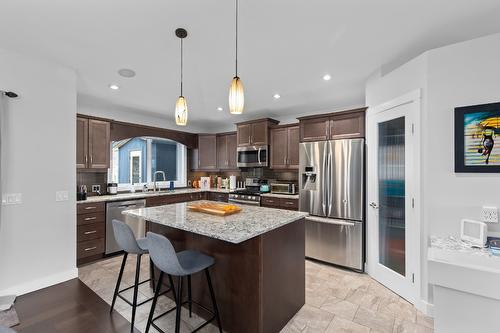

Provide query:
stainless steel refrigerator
left=299, top=139, right=364, bottom=271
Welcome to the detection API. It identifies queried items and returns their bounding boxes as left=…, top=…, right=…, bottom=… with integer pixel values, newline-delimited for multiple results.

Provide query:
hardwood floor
left=12, top=278, right=138, bottom=333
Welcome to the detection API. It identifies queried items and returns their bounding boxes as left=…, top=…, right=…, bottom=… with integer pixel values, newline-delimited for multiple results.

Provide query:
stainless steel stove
left=228, top=178, right=262, bottom=206
left=228, top=189, right=261, bottom=206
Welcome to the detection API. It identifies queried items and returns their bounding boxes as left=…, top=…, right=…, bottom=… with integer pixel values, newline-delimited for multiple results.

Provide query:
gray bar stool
left=110, top=220, right=171, bottom=332
left=145, top=232, right=222, bottom=333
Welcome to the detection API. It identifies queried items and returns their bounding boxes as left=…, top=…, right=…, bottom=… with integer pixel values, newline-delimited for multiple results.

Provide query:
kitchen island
left=124, top=201, right=308, bottom=333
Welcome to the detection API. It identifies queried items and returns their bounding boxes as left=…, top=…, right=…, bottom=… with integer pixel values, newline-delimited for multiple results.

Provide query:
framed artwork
left=455, top=102, right=500, bottom=173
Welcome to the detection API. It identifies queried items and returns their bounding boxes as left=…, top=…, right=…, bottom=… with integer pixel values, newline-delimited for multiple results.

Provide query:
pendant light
left=175, top=28, right=188, bottom=126
left=229, top=0, right=244, bottom=114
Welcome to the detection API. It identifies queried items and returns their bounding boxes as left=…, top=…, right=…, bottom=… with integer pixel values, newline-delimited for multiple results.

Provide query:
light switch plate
left=56, top=190, right=69, bottom=202
left=92, top=185, right=101, bottom=193
left=2, top=193, right=22, bottom=205
left=481, top=206, right=498, bottom=223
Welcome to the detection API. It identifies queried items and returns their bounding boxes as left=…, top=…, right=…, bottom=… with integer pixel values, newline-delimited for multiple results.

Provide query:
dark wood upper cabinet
left=217, top=133, right=238, bottom=170
left=287, top=126, right=300, bottom=168
left=270, top=125, right=299, bottom=169
left=76, top=117, right=89, bottom=169
left=236, top=118, right=279, bottom=147
left=299, top=116, right=330, bottom=142
left=329, top=111, right=365, bottom=139
left=77, top=117, right=110, bottom=170
left=270, top=128, right=288, bottom=169
left=216, top=135, right=228, bottom=169
left=237, top=124, right=252, bottom=146
left=227, top=133, right=237, bottom=169
left=298, top=108, right=366, bottom=142
left=198, top=134, right=217, bottom=170
left=251, top=121, right=268, bottom=145
left=88, top=119, right=110, bottom=169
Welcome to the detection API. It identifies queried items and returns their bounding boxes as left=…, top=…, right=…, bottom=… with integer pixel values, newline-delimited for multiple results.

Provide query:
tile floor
left=78, top=255, right=433, bottom=333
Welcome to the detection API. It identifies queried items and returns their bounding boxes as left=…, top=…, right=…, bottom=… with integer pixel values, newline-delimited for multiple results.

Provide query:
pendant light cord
left=235, top=0, right=238, bottom=77
left=180, top=37, right=183, bottom=96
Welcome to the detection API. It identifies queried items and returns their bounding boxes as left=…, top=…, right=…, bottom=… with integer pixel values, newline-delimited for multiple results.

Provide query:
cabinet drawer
left=77, top=211, right=105, bottom=226
left=209, top=192, right=229, bottom=202
left=77, top=222, right=105, bottom=242
left=280, top=198, right=299, bottom=210
left=187, top=192, right=202, bottom=201
left=77, top=238, right=105, bottom=259
left=261, top=197, right=280, bottom=208
left=77, top=202, right=105, bottom=214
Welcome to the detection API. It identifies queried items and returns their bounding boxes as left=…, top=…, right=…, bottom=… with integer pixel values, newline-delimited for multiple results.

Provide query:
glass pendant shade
left=229, top=76, right=244, bottom=114
left=175, top=95, right=188, bottom=126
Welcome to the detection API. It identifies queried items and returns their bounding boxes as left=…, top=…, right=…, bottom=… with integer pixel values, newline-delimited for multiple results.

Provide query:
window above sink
left=109, top=136, right=187, bottom=190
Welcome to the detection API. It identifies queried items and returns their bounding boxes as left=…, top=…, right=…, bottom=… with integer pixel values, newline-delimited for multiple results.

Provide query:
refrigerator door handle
left=322, top=145, right=328, bottom=216
left=307, top=216, right=356, bottom=227
left=327, top=144, right=333, bottom=216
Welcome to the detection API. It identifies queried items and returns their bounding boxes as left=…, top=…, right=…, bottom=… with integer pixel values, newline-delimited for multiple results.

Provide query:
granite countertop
left=77, top=188, right=233, bottom=204
left=260, top=193, right=299, bottom=199
left=123, top=200, right=309, bottom=244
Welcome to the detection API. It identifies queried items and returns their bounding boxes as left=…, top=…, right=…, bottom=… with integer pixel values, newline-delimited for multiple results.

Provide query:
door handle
left=369, top=202, right=379, bottom=209
left=258, top=147, right=261, bottom=164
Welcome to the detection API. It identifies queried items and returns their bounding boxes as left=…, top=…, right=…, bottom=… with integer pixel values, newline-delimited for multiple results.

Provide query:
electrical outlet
left=481, top=206, right=498, bottom=223
left=92, top=185, right=101, bottom=193
left=2, top=193, right=22, bottom=205
left=55, top=190, right=69, bottom=202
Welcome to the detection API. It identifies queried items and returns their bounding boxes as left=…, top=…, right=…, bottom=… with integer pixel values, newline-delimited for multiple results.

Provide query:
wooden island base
left=147, top=217, right=305, bottom=333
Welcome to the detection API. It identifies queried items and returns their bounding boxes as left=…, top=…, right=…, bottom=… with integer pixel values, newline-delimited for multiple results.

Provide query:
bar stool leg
left=187, top=274, right=192, bottom=317
left=110, top=252, right=128, bottom=313
left=130, top=254, right=142, bottom=332
left=145, top=271, right=164, bottom=333
left=205, top=268, right=222, bottom=333
left=175, top=276, right=183, bottom=333
left=168, top=274, right=177, bottom=304
left=149, top=257, right=156, bottom=290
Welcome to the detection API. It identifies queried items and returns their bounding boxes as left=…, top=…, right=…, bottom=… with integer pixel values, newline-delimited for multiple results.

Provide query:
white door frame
left=366, top=89, right=422, bottom=305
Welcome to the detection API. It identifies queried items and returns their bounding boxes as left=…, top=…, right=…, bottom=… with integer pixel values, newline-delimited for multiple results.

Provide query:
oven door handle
left=228, top=198, right=260, bottom=206
left=258, top=147, right=261, bottom=164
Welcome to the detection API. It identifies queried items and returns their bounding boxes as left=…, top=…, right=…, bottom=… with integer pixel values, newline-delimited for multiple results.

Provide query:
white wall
left=0, top=48, right=77, bottom=295
left=365, top=32, right=500, bottom=311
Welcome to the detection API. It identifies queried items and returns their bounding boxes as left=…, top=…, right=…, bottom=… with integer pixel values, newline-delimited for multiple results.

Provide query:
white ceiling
left=2, top=0, right=500, bottom=132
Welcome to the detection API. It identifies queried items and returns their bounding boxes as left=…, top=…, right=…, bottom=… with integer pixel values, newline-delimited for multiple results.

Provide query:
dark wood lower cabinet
left=77, top=202, right=105, bottom=266
left=261, top=196, right=299, bottom=210
left=148, top=217, right=305, bottom=333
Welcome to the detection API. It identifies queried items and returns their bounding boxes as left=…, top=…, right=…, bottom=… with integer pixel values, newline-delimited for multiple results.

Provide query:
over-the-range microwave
left=237, top=145, right=268, bottom=167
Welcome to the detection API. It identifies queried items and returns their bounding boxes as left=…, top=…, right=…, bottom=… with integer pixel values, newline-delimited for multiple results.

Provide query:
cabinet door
left=287, top=126, right=300, bottom=169
left=198, top=135, right=217, bottom=170
left=251, top=121, right=268, bottom=145
left=217, top=135, right=228, bottom=169
left=76, top=117, right=89, bottom=169
left=299, top=117, right=329, bottom=142
left=329, top=112, right=365, bottom=139
left=227, top=133, right=238, bottom=169
left=88, top=119, right=110, bottom=169
left=237, top=124, right=252, bottom=146
left=270, top=128, right=288, bottom=169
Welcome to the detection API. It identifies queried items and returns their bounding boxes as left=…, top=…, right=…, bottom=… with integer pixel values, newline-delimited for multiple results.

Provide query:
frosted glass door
left=378, top=117, right=405, bottom=276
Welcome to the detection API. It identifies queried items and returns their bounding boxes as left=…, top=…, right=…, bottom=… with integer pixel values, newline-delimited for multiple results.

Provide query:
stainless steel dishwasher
left=106, top=199, right=146, bottom=254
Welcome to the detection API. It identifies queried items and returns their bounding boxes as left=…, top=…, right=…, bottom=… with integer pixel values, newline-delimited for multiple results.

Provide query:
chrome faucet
left=153, top=171, right=166, bottom=193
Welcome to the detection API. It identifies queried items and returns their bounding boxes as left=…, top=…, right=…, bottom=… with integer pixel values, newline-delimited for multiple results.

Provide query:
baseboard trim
left=0, top=268, right=78, bottom=296
left=416, top=299, right=435, bottom=317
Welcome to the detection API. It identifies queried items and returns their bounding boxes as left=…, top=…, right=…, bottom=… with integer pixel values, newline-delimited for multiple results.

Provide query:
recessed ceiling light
left=217, top=107, right=223, bottom=111
left=273, top=94, right=281, bottom=99
left=323, top=74, right=332, bottom=81
left=109, top=84, right=120, bottom=90
left=118, top=68, right=136, bottom=78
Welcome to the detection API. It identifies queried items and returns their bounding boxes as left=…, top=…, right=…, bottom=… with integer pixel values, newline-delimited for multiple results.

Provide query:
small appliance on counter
left=77, top=185, right=87, bottom=201
left=270, top=182, right=296, bottom=195
left=200, top=177, right=211, bottom=190
left=259, top=184, right=270, bottom=193
left=460, top=219, right=488, bottom=247
left=107, top=183, right=118, bottom=195
left=229, top=175, right=237, bottom=190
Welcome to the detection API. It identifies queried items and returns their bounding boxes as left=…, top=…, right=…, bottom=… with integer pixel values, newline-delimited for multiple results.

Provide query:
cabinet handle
left=84, top=207, right=97, bottom=210
left=283, top=156, right=286, bottom=165
left=84, top=230, right=97, bottom=235
left=85, top=155, right=88, bottom=165
left=90, top=155, right=93, bottom=164
left=267, top=200, right=275, bottom=203
left=84, top=246, right=97, bottom=251
left=285, top=201, right=294, bottom=205
left=248, top=135, right=251, bottom=143
left=84, top=217, right=97, bottom=221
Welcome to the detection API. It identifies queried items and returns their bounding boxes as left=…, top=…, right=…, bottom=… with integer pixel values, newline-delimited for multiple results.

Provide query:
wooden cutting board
left=188, top=202, right=242, bottom=216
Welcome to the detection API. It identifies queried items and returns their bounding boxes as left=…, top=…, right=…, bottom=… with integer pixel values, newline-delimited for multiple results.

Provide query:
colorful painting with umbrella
left=464, top=111, right=500, bottom=166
